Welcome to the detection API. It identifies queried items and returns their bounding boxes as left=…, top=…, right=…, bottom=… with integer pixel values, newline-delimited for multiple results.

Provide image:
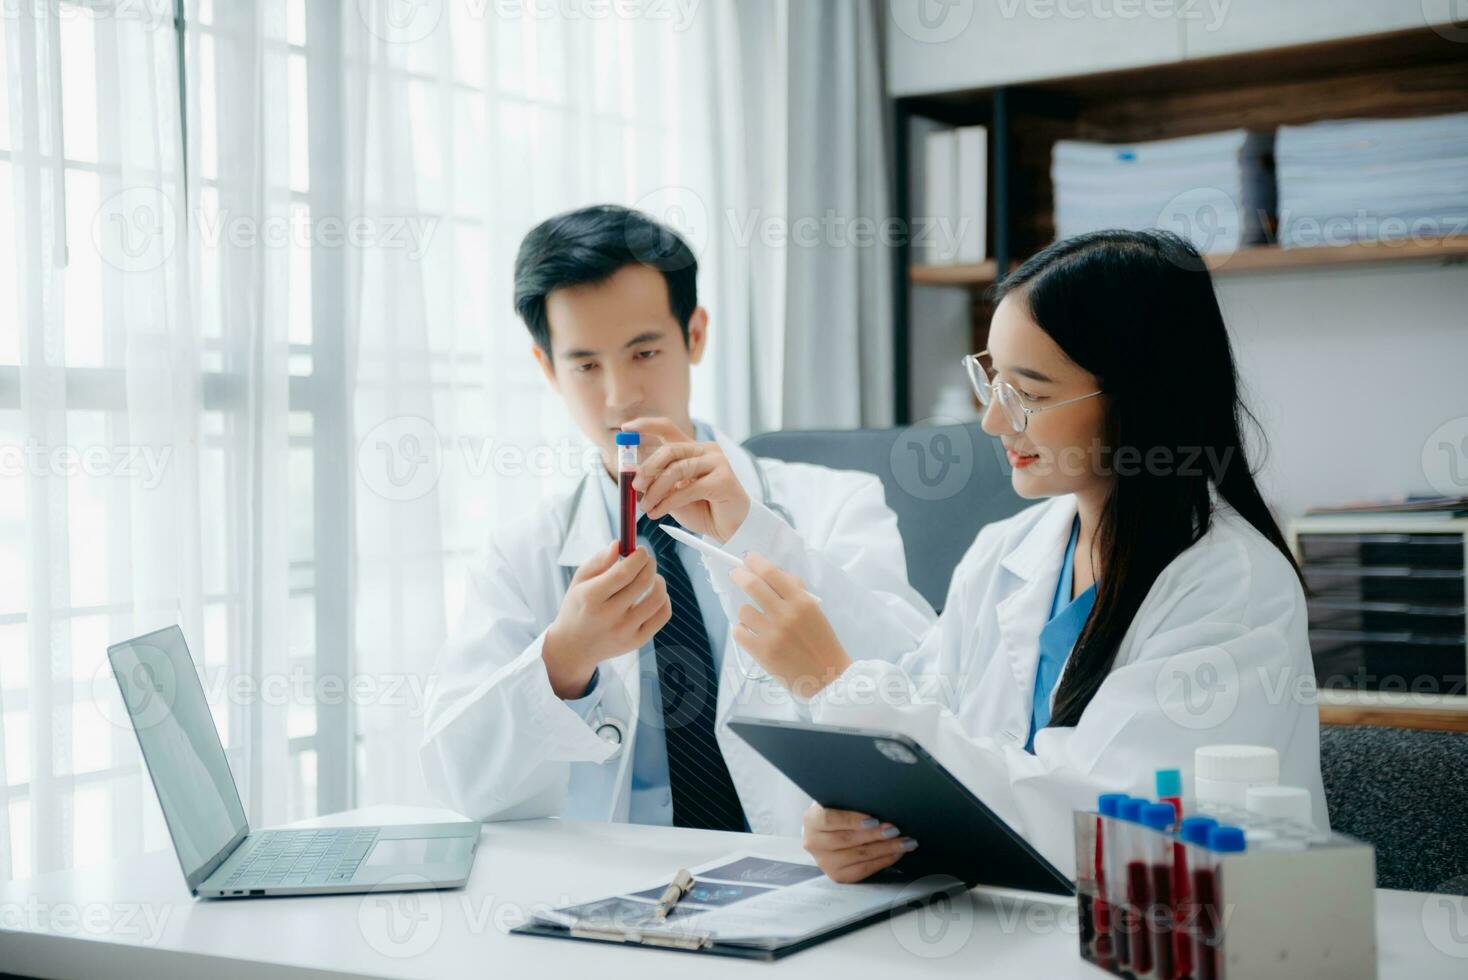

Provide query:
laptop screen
left=108, top=626, right=248, bottom=886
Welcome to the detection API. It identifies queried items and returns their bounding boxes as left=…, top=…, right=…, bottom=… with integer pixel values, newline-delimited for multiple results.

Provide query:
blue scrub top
left=1025, top=515, right=1097, bottom=752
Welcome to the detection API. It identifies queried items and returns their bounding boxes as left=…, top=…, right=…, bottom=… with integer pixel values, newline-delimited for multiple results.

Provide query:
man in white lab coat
left=420, top=205, right=935, bottom=837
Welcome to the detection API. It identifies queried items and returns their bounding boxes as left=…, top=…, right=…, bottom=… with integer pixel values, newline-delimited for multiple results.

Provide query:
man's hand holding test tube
left=540, top=540, right=672, bottom=699
left=541, top=416, right=752, bottom=700
left=622, top=418, right=752, bottom=543
left=614, top=419, right=851, bottom=696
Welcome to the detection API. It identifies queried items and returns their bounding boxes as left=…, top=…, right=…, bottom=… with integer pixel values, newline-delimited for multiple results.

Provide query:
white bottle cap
left=1194, top=744, right=1280, bottom=784
left=1245, top=785, right=1313, bottom=827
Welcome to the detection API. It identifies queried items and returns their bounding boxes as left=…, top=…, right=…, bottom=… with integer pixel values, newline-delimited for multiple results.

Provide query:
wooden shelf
left=1210, top=237, right=1468, bottom=273
left=910, top=236, right=1468, bottom=289
left=1319, top=703, right=1468, bottom=733
left=909, top=260, right=998, bottom=286
left=891, top=25, right=1468, bottom=422
left=1308, top=690, right=1468, bottom=732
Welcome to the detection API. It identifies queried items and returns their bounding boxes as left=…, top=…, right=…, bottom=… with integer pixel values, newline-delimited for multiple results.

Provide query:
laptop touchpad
left=365, top=837, right=470, bottom=867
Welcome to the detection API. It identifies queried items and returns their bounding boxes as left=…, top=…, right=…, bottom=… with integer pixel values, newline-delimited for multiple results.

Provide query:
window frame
left=0, top=0, right=353, bottom=843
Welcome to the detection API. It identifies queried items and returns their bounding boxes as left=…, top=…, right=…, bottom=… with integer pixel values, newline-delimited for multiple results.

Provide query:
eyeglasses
left=962, top=350, right=1103, bottom=434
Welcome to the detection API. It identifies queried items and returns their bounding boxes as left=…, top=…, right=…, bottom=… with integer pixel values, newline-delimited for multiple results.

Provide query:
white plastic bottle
left=1244, top=785, right=1312, bottom=827
left=1243, top=784, right=1323, bottom=848
left=1193, top=745, right=1279, bottom=818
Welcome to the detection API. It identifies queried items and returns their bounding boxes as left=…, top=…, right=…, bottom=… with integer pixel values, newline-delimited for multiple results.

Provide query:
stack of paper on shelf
left=922, top=125, right=987, bottom=264
left=1051, top=128, right=1273, bottom=255
left=1276, top=111, right=1468, bottom=248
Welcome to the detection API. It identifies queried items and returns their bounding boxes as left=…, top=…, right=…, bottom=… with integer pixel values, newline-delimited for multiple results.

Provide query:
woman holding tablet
left=728, top=230, right=1327, bottom=881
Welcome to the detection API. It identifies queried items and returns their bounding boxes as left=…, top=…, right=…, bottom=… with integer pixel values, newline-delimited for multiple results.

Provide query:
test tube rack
left=1073, top=808, right=1378, bottom=980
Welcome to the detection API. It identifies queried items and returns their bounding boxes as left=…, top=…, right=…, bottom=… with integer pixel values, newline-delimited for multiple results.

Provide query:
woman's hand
left=802, top=803, right=918, bottom=883
left=730, top=553, right=853, bottom=697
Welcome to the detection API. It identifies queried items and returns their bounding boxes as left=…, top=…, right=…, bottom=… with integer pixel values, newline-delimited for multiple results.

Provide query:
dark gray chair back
left=1320, top=724, right=1468, bottom=894
left=743, top=422, right=1027, bottom=611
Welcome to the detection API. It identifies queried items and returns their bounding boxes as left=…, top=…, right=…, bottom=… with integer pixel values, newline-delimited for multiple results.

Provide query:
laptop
left=108, top=625, right=479, bottom=898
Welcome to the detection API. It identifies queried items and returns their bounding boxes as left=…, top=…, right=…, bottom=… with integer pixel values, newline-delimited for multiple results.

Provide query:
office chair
left=744, top=421, right=1027, bottom=611
left=1320, top=723, right=1468, bottom=894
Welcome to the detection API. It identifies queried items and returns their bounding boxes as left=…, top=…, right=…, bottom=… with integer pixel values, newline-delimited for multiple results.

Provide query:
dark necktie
left=638, top=514, right=749, bottom=832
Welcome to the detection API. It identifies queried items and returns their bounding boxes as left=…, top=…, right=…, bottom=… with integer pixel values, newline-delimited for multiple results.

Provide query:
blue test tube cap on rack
left=1141, top=803, right=1177, bottom=831
left=1180, top=816, right=1219, bottom=846
left=1155, top=769, right=1183, bottom=798
left=1208, top=826, right=1247, bottom=852
left=1118, top=799, right=1146, bottom=823
left=1098, top=793, right=1128, bottom=817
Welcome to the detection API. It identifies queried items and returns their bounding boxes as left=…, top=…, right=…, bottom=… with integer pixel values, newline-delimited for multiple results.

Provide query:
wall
left=893, top=0, right=1468, bottom=521
left=1219, top=264, right=1468, bottom=521
left=886, top=0, right=1453, bottom=97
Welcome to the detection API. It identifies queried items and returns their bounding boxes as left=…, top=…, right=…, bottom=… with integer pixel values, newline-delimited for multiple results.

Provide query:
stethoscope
left=571, top=455, right=792, bottom=759
left=594, top=719, right=627, bottom=749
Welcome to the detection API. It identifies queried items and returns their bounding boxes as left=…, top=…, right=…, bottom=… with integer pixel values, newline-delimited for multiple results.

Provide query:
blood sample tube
left=615, top=432, right=639, bottom=557
left=1118, top=798, right=1150, bottom=975
left=1153, top=769, right=1186, bottom=978
left=1156, top=768, right=1184, bottom=822
left=1141, top=803, right=1178, bottom=980
left=1177, top=816, right=1218, bottom=980
left=1093, top=793, right=1128, bottom=965
left=1194, top=825, right=1245, bottom=980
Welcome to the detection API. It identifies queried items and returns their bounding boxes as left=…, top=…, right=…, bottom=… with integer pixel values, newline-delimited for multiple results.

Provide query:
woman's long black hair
left=990, top=229, right=1306, bottom=730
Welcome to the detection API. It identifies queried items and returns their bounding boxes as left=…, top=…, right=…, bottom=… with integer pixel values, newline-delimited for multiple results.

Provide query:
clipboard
left=509, top=895, right=958, bottom=961
left=509, top=853, right=968, bottom=961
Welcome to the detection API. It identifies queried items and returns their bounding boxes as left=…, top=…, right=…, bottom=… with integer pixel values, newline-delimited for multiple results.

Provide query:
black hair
left=989, top=229, right=1306, bottom=730
left=512, top=204, right=699, bottom=357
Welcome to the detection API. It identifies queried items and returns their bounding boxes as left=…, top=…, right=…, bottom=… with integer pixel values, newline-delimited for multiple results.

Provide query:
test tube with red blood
left=1141, top=803, right=1179, bottom=980
left=616, top=432, right=639, bottom=557
left=1106, top=797, right=1140, bottom=970
left=1194, top=825, right=1245, bottom=980
left=1175, top=815, right=1217, bottom=979
left=1157, top=769, right=1190, bottom=979
left=1093, top=793, right=1129, bottom=965
left=1156, top=769, right=1184, bottom=823
left=1118, top=798, right=1150, bottom=974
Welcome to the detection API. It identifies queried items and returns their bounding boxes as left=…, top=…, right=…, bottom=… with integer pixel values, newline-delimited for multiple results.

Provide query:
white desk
left=2, top=806, right=1465, bottom=978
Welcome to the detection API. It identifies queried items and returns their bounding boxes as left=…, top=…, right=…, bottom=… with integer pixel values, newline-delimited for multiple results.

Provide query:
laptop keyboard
left=223, top=827, right=380, bottom=889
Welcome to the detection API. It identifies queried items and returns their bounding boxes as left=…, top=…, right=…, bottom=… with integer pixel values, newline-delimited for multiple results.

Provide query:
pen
left=654, top=868, right=694, bottom=920
left=656, top=525, right=822, bottom=604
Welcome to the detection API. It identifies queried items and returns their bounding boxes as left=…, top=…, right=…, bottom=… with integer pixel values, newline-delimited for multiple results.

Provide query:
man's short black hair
left=513, top=204, right=699, bottom=357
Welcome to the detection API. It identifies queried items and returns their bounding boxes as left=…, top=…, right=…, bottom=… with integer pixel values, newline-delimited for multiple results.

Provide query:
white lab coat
left=420, top=425, right=935, bottom=837
left=808, top=492, right=1329, bottom=876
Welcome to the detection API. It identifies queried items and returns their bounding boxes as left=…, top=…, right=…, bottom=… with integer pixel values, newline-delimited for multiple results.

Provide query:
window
left=1, top=0, right=723, bottom=878
left=1, top=0, right=196, bottom=880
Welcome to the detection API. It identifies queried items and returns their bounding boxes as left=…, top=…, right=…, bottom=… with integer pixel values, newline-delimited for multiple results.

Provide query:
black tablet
left=728, top=717, right=1074, bottom=895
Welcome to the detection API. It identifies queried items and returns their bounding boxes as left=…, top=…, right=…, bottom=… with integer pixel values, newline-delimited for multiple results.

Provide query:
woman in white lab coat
left=730, top=229, right=1329, bottom=880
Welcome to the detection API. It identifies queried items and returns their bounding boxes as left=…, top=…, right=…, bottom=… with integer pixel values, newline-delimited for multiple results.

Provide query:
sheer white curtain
left=341, top=0, right=736, bottom=807
left=1, top=0, right=197, bottom=881
left=187, top=0, right=301, bottom=833
left=781, top=0, right=893, bottom=428
left=0, top=0, right=890, bottom=881
left=699, top=0, right=895, bottom=432
left=0, top=0, right=738, bottom=880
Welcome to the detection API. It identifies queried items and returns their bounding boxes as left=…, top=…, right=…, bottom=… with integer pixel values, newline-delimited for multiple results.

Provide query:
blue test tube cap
left=1208, top=825, right=1247, bottom=853
left=1155, top=768, right=1183, bottom=798
left=1141, top=803, right=1176, bottom=831
left=1179, top=816, right=1219, bottom=846
left=615, top=431, right=640, bottom=445
left=1097, top=793, right=1128, bottom=817
left=1118, top=798, right=1145, bottom=823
